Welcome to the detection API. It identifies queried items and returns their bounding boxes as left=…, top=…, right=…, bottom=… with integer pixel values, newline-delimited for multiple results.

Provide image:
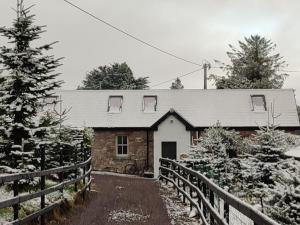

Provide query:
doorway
left=161, top=142, right=177, bottom=160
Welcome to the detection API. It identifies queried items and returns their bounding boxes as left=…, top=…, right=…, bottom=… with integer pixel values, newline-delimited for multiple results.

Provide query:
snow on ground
left=159, top=183, right=200, bottom=225
left=108, top=210, right=150, bottom=223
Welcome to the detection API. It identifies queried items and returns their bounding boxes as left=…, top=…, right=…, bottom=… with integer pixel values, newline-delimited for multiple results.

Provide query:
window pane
left=117, top=136, right=122, bottom=145
left=123, top=146, right=128, bottom=155
left=252, top=96, right=266, bottom=111
left=109, top=96, right=122, bottom=112
left=118, top=146, right=123, bottom=155
left=123, top=136, right=127, bottom=144
left=144, top=96, right=157, bottom=112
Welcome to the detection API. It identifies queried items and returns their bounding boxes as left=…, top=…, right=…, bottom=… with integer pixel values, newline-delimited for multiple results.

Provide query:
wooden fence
left=159, top=158, right=281, bottom=225
left=0, top=143, right=92, bottom=225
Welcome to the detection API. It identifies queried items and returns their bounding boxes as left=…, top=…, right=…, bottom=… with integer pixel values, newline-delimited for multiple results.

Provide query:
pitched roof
left=55, top=89, right=300, bottom=128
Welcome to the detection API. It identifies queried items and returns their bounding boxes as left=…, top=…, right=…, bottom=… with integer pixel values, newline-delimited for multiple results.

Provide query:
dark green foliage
left=210, top=35, right=288, bottom=89
left=297, top=105, right=300, bottom=122
left=190, top=122, right=244, bottom=189
left=0, top=1, right=62, bottom=174
left=78, top=62, right=149, bottom=90
left=170, top=77, right=184, bottom=89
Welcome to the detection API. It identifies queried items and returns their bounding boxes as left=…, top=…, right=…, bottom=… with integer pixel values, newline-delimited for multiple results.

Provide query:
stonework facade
left=92, top=129, right=154, bottom=174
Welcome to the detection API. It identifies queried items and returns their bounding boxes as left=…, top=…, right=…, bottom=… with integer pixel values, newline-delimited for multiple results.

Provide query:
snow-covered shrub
left=189, top=123, right=300, bottom=224
left=265, top=184, right=300, bottom=225
left=243, top=126, right=300, bottom=224
left=190, top=122, right=245, bottom=189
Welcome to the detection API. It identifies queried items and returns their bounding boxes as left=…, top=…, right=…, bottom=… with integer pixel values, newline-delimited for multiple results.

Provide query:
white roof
left=285, top=146, right=300, bottom=159
left=55, top=89, right=300, bottom=128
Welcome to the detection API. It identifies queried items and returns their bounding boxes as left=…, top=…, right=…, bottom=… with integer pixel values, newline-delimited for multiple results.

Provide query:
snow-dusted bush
left=189, top=123, right=300, bottom=224
left=189, top=122, right=245, bottom=189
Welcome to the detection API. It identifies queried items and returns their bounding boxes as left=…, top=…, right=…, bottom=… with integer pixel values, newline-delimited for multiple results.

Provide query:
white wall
left=153, top=115, right=191, bottom=177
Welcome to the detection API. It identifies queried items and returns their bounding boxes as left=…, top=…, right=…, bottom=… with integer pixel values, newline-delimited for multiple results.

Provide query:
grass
left=0, top=179, right=85, bottom=223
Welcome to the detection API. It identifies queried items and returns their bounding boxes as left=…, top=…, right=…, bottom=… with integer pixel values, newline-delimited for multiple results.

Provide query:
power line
left=62, top=0, right=202, bottom=67
left=150, top=68, right=202, bottom=88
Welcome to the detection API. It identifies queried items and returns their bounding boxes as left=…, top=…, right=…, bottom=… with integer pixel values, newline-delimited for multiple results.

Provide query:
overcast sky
left=0, top=0, right=300, bottom=103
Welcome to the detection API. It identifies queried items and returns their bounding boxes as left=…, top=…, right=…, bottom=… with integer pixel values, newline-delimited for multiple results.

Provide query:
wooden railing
left=0, top=144, right=92, bottom=225
left=159, top=158, right=281, bottom=225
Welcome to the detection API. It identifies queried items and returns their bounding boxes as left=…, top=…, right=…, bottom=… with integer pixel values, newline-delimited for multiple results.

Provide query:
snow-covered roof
left=54, top=89, right=300, bottom=129
left=285, top=146, right=300, bottom=159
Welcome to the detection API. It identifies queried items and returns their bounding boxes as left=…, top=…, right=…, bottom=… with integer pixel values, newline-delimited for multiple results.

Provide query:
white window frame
left=116, top=135, right=128, bottom=156
left=143, top=95, right=157, bottom=112
left=251, top=95, right=266, bottom=112
left=108, top=96, right=123, bottom=113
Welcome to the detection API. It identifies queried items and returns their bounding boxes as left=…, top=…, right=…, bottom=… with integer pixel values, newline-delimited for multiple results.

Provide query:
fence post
left=82, top=142, right=86, bottom=199
left=74, top=145, right=78, bottom=192
left=177, top=166, right=180, bottom=196
left=224, top=201, right=229, bottom=223
left=40, top=145, right=46, bottom=225
left=209, top=189, right=215, bottom=225
left=203, top=183, right=208, bottom=220
left=189, top=174, right=193, bottom=212
left=82, top=142, right=86, bottom=186
left=13, top=180, right=19, bottom=221
left=183, top=171, right=186, bottom=204
left=197, top=177, right=202, bottom=211
left=172, top=163, right=176, bottom=190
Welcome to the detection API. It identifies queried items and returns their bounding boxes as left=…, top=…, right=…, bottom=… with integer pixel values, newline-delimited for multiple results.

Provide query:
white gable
left=54, top=89, right=300, bottom=128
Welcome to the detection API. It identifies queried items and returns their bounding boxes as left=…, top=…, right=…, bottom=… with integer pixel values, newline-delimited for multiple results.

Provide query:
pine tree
left=170, top=77, right=184, bottom=89
left=190, top=123, right=244, bottom=189
left=77, top=62, right=149, bottom=90
left=0, top=0, right=62, bottom=174
left=210, top=35, right=288, bottom=89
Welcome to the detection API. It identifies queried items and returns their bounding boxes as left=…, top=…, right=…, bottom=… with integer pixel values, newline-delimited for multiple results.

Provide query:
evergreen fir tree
left=210, top=35, right=288, bottom=89
left=170, top=77, right=184, bottom=89
left=0, top=0, right=62, bottom=174
left=190, top=122, right=244, bottom=189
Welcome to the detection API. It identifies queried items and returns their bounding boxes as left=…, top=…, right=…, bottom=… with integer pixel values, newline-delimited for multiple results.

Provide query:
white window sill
left=116, top=155, right=129, bottom=160
left=252, top=110, right=267, bottom=113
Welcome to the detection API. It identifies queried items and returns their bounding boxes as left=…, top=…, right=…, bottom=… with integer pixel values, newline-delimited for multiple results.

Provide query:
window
left=108, top=96, right=123, bottom=113
left=116, top=136, right=128, bottom=156
left=143, top=96, right=157, bottom=112
left=251, top=95, right=266, bottom=111
left=43, top=96, right=58, bottom=111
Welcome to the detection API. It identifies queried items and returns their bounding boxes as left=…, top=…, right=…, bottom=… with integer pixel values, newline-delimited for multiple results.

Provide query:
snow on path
left=160, top=183, right=200, bottom=225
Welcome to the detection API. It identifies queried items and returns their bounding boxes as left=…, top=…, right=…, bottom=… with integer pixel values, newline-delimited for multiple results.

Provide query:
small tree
left=297, top=105, right=300, bottom=122
left=210, top=35, right=288, bottom=89
left=170, top=77, right=184, bottom=89
left=0, top=1, right=62, bottom=174
left=190, top=122, right=244, bottom=189
left=78, top=62, right=149, bottom=90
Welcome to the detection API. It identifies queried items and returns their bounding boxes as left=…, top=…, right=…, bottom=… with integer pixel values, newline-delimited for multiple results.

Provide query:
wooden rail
left=0, top=143, right=92, bottom=225
left=159, top=158, right=281, bottom=225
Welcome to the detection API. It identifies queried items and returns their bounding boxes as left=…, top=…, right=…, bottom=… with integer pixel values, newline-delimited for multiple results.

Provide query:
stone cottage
left=53, top=89, right=300, bottom=177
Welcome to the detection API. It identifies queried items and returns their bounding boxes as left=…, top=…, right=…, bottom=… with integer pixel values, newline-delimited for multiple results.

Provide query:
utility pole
left=203, top=62, right=211, bottom=89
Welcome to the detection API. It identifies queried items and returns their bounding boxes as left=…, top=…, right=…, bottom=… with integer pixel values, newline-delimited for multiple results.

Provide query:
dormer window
left=108, top=96, right=123, bottom=113
left=251, top=95, right=266, bottom=111
left=143, top=96, right=157, bottom=112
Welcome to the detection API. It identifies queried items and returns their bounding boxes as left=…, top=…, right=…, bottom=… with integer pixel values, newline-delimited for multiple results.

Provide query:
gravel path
left=49, top=174, right=171, bottom=225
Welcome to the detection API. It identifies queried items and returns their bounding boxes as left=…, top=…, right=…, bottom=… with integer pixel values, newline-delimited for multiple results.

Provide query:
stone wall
left=92, top=129, right=154, bottom=174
